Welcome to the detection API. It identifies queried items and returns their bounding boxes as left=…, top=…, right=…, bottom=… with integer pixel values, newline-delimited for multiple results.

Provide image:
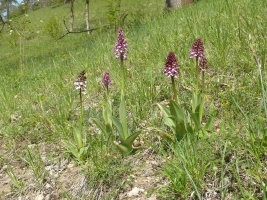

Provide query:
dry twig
left=55, top=20, right=109, bottom=42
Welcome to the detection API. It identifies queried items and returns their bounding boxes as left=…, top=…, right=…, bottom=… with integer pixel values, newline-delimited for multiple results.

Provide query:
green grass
left=1, top=0, right=267, bottom=199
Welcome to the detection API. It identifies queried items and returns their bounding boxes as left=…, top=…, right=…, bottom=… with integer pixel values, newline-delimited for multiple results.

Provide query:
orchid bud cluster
left=199, top=56, right=211, bottom=74
left=102, top=72, right=112, bottom=89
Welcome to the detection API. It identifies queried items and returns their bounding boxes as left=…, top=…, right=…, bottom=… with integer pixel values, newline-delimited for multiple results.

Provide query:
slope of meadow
left=0, top=0, right=267, bottom=199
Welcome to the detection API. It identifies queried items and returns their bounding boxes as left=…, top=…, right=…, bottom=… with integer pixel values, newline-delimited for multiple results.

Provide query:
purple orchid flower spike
left=114, top=28, right=129, bottom=60
left=199, top=57, right=211, bottom=75
left=190, top=38, right=205, bottom=94
left=199, top=57, right=208, bottom=71
left=164, top=52, right=179, bottom=78
left=102, top=72, right=112, bottom=89
left=190, top=38, right=205, bottom=59
left=74, top=70, right=87, bottom=94
left=164, top=52, right=179, bottom=102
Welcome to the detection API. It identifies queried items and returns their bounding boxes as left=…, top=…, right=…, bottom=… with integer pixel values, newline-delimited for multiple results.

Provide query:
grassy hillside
left=0, top=0, right=165, bottom=72
left=0, top=0, right=267, bottom=199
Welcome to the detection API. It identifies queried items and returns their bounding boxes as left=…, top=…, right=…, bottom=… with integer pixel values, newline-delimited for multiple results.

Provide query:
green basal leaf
left=114, top=143, right=131, bottom=156
left=189, top=106, right=202, bottom=130
left=113, top=130, right=142, bottom=156
left=170, top=100, right=185, bottom=122
left=103, top=103, right=112, bottom=128
left=73, top=127, right=83, bottom=150
left=187, top=124, right=194, bottom=134
left=205, top=115, right=215, bottom=131
left=106, top=123, right=113, bottom=135
left=111, top=116, right=126, bottom=141
left=123, top=131, right=142, bottom=149
left=175, top=121, right=187, bottom=141
left=79, top=146, right=89, bottom=160
left=62, top=140, right=80, bottom=159
left=93, top=118, right=108, bottom=136
left=119, top=94, right=128, bottom=139
left=157, top=103, right=175, bottom=127
left=147, top=127, right=175, bottom=142
left=199, top=94, right=205, bottom=123
left=189, top=92, right=205, bottom=124
left=192, top=92, right=199, bottom=112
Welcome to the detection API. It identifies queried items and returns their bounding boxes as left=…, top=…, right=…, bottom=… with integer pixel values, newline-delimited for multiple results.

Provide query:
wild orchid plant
left=190, top=38, right=205, bottom=94
left=157, top=39, right=215, bottom=142
left=111, top=28, right=142, bottom=156
left=63, top=70, right=89, bottom=161
left=93, top=72, right=113, bottom=147
left=189, top=38, right=212, bottom=124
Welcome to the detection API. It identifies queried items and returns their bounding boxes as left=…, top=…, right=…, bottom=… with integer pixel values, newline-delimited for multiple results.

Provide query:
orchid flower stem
left=171, top=76, right=178, bottom=103
left=79, top=88, right=83, bottom=129
left=195, top=57, right=199, bottom=95
left=104, top=87, right=109, bottom=101
left=202, top=71, right=205, bottom=95
left=120, top=57, right=125, bottom=94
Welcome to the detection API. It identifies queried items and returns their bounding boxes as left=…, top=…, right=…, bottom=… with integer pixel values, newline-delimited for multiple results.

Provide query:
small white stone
left=150, top=160, right=159, bottom=167
left=45, top=165, right=53, bottom=171
left=45, top=194, right=51, bottom=200
left=45, top=183, right=51, bottom=189
left=28, top=144, right=37, bottom=149
left=35, top=194, right=44, bottom=200
left=127, top=187, right=144, bottom=197
left=67, top=163, right=75, bottom=168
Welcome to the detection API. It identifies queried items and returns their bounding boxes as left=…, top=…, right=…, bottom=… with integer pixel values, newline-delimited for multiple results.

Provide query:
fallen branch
left=55, top=19, right=109, bottom=42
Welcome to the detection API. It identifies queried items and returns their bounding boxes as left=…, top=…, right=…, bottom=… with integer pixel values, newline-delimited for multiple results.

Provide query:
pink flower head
left=114, top=28, right=128, bottom=60
left=190, top=38, right=205, bottom=59
left=102, top=72, right=111, bottom=88
left=164, top=52, right=179, bottom=78
left=74, top=70, right=87, bottom=94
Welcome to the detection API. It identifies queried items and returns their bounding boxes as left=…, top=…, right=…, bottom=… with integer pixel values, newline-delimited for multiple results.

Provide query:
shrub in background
left=43, top=16, right=62, bottom=39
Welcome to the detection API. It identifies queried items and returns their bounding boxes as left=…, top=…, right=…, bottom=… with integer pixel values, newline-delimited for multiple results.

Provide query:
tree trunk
left=85, top=0, right=90, bottom=34
left=166, top=0, right=193, bottom=10
left=6, top=7, right=10, bottom=20
left=6, top=1, right=11, bottom=20
left=69, top=0, right=74, bottom=31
